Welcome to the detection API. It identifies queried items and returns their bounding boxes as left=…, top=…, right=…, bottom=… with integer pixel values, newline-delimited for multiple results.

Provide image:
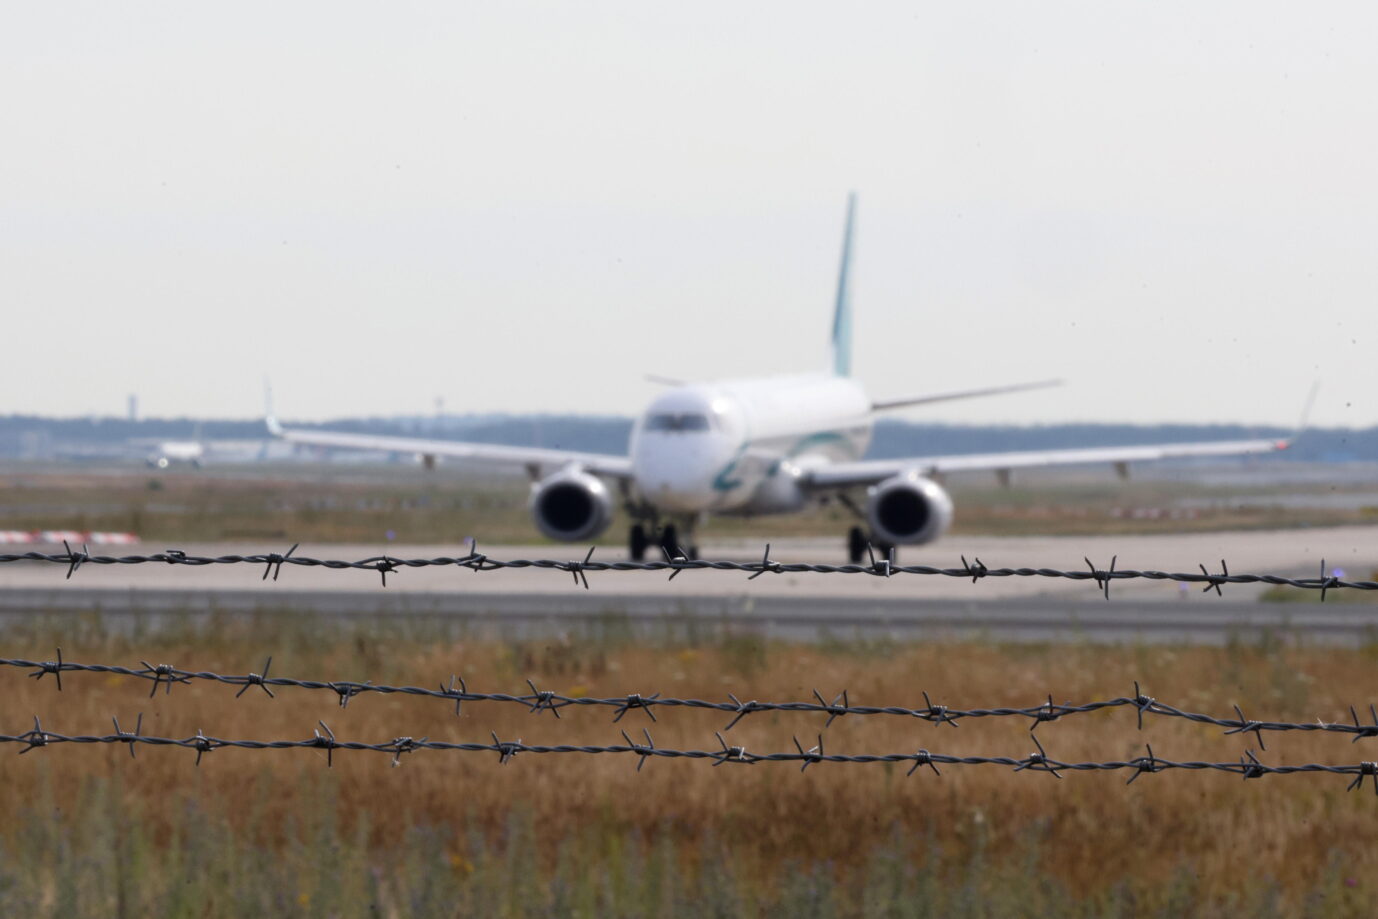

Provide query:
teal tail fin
left=830, top=192, right=856, bottom=377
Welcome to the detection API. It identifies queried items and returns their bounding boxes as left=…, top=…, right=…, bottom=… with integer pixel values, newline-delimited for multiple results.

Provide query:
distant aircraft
left=268, top=195, right=1292, bottom=561
left=146, top=440, right=205, bottom=469
left=145, top=425, right=206, bottom=469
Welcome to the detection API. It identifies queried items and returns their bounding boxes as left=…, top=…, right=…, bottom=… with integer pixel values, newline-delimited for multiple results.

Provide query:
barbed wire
left=5, top=717, right=1377, bottom=790
left=8, top=654, right=1378, bottom=746
left=1, top=541, right=1374, bottom=599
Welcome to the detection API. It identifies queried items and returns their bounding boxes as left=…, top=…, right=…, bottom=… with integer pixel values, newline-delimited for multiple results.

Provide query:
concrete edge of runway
left=4, top=587, right=1376, bottom=645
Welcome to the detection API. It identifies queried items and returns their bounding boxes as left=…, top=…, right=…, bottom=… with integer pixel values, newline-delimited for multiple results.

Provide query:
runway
left=1, top=526, right=1375, bottom=643
left=2, top=585, right=1375, bottom=645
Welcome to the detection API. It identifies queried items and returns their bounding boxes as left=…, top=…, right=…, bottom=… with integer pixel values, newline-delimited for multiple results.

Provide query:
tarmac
left=1, top=526, right=1375, bottom=643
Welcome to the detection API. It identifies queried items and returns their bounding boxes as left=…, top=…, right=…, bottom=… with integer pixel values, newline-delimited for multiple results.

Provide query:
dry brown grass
left=3, top=616, right=1377, bottom=908
left=0, top=466, right=1368, bottom=544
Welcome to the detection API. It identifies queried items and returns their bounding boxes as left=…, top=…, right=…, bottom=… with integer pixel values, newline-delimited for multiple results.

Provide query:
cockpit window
left=646, top=412, right=711, bottom=432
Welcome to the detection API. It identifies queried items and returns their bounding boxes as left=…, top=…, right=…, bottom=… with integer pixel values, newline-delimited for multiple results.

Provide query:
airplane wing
left=266, top=418, right=634, bottom=479
left=804, top=437, right=1290, bottom=489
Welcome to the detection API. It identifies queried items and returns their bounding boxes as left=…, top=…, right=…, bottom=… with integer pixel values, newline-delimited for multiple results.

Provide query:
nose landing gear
left=628, top=522, right=698, bottom=561
left=660, top=523, right=680, bottom=559
left=657, top=523, right=698, bottom=560
left=847, top=526, right=896, bottom=565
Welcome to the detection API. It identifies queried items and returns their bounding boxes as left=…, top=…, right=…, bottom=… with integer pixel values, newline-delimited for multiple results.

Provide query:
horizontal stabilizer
left=872, top=379, right=1063, bottom=412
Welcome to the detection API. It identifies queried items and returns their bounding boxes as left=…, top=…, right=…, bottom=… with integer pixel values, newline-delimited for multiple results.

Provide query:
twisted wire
left=5, top=719, right=1377, bottom=792
left=8, top=655, right=1378, bottom=744
left=0, top=542, right=1373, bottom=598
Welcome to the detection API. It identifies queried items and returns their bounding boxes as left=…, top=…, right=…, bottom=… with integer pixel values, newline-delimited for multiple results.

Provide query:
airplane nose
left=648, top=480, right=715, bottom=512
left=643, top=468, right=715, bottom=511
left=634, top=442, right=723, bottom=512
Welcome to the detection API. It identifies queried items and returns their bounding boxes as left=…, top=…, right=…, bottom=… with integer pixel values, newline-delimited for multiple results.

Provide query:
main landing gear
left=847, top=526, right=867, bottom=565
left=629, top=524, right=649, bottom=561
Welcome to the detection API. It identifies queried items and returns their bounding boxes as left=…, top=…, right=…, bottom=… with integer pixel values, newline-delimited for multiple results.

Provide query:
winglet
left=1296, top=381, right=1320, bottom=435
left=264, top=379, right=284, bottom=438
left=1271, top=382, right=1319, bottom=452
left=1277, top=381, right=1320, bottom=450
left=830, top=192, right=856, bottom=377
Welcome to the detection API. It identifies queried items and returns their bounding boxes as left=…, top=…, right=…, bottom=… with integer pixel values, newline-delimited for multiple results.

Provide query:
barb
left=7, top=657, right=1378, bottom=743
left=61, top=540, right=89, bottom=581
left=262, top=543, right=298, bottom=582
left=2, top=546, right=1374, bottom=596
left=1200, top=559, right=1229, bottom=597
left=1085, top=555, right=1117, bottom=600
left=4, top=722, right=1377, bottom=787
left=111, top=713, right=143, bottom=759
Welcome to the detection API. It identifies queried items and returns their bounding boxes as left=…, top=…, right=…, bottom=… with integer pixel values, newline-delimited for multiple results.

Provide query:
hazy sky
left=2, top=2, right=1374, bottom=427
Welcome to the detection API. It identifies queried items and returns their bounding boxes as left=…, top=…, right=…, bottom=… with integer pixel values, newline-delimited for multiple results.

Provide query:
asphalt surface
left=2, top=585, right=1375, bottom=645
left=2, top=526, right=1375, bottom=643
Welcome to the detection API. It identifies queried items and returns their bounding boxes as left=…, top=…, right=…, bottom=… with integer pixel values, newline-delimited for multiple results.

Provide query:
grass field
left=2, top=613, right=1377, bottom=916
left=1, top=465, right=1374, bottom=545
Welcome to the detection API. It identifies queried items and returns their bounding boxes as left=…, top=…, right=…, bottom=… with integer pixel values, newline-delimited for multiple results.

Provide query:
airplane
left=146, top=440, right=205, bottom=469
left=267, top=195, right=1293, bottom=562
left=143, top=424, right=206, bottom=469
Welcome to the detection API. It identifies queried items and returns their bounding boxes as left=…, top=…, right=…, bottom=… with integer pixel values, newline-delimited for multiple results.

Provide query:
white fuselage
left=147, top=440, right=206, bottom=469
left=629, top=374, right=872, bottom=515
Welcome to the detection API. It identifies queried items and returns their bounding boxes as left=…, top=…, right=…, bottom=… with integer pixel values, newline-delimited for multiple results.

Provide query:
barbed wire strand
left=8, top=655, right=1378, bottom=745
left=0, top=542, right=1373, bottom=599
left=5, top=718, right=1378, bottom=791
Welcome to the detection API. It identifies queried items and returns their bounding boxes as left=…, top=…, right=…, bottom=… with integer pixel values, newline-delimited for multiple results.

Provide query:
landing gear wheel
left=687, top=545, right=699, bottom=561
left=847, top=526, right=867, bottom=565
left=659, top=524, right=680, bottom=558
left=629, top=525, right=648, bottom=562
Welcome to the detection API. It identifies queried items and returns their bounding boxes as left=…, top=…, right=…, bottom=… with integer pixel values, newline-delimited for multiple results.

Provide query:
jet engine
left=529, top=468, right=614, bottom=542
left=866, top=473, right=954, bottom=546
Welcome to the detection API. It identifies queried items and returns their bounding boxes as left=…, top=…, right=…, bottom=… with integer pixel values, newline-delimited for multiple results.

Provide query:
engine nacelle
left=529, top=468, right=614, bottom=542
left=866, top=473, right=954, bottom=546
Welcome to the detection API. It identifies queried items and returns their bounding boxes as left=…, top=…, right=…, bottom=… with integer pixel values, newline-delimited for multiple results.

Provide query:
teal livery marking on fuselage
left=711, top=440, right=750, bottom=493
left=784, top=430, right=857, bottom=462
left=712, top=429, right=861, bottom=495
